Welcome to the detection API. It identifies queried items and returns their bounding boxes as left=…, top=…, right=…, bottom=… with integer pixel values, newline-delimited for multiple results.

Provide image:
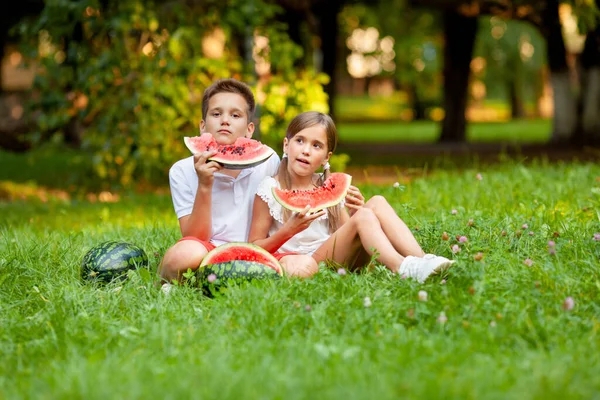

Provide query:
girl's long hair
left=276, top=111, right=343, bottom=233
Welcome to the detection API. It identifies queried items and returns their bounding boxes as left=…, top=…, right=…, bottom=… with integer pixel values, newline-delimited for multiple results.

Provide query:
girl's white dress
left=256, top=176, right=334, bottom=255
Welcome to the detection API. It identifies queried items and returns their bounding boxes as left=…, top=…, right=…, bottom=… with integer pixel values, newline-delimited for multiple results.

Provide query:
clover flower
left=563, top=296, right=575, bottom=311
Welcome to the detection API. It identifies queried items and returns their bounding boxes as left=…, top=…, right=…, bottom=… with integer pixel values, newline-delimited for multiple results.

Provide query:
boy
left=160, top=79, right=318, bottom=283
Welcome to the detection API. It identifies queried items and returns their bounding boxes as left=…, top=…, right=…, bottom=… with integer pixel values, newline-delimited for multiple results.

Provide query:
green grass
left=338, top=119, right=552, bottom=144
left=1, top=157, right=599, bottom=399
left=0, top=145, right=95, bottom=190
left=335, top=94, right=408, bottom=121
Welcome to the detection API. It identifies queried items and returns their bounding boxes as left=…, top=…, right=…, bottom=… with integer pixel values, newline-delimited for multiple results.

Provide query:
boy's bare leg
left=159, top=240, right=209, bottom=282
left=279, top=255, right=319, bottom=278
left=312, top=207, right=404, bottom=273
left=364, top=195, right=425, bottom=257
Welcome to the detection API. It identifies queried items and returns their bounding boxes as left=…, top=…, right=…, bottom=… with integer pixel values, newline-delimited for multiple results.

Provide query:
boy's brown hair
left=201, top=78, right=256, bottom=122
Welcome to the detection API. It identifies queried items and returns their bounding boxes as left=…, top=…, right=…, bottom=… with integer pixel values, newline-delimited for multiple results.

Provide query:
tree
left=14, top=0, right=329, bottom=188
left=411, top=0, right=600, bottom=144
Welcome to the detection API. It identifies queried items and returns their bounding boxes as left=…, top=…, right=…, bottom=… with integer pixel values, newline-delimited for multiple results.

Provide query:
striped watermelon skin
left=81, top=241, right=149, bottom=283
left=197, top=261, right=280, bottom=291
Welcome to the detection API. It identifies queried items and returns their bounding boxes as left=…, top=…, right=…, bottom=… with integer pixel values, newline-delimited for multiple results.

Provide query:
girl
left=249, top=111, right=454, bottom=282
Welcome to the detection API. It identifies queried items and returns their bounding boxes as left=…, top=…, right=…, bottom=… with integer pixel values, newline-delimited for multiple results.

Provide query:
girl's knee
left=351, top=207, right=377, bottom=225
left=365, top=195, right=388, bottom=209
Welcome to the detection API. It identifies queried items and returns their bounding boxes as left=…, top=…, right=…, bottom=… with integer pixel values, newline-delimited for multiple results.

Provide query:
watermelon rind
left=200, top=242, right=283, bottom=275
left=209, top=152, right=274, bottom=170
left=183, top=135, right=275, bottom=170
left=197, top=261, right=281, bottom=283
left=272, top=173, right=352, bottom=213
left=81, top=241, right=149, bottom=284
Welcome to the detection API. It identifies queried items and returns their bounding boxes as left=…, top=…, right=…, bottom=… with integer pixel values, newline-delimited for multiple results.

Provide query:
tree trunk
left=364, top=76, right=372, bottom=95
left=508, top=79, right=525, bottom=119
left=440, top=10, right=477, bottom=142
left=313, top=0, right=342, bottom=121
left=542, top=0, right=577, bottom=143
left=62, top=20, right=84, bottom=147
left=507, top=57, right=525, bottom=118
left=0, top=25, right=6, bottom=94
left=407, top=83, right=426, bottom=120
left=579, top=20, right=600, bottom=143
left=276, top=7, right=307, bottom=68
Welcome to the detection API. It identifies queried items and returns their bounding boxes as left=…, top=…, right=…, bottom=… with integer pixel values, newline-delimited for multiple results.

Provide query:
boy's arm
left=178, top=183, right=212, bottom=238
left=249, top=195, right=324, bottom=253
left=172, top=151, right=221, bottom=239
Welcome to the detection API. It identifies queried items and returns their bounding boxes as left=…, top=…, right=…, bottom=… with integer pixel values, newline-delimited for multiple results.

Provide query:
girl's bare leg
left=312, top=207, right=404, bottom=272
left=364, top=195, right=425, bottom=257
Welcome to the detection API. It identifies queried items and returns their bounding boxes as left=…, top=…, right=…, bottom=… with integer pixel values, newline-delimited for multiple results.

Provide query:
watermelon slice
left=184, top=133, right=274, bottom=170
left=199, top=242, right=283, bottom=276
left=272, top=173, right=352, bottom=213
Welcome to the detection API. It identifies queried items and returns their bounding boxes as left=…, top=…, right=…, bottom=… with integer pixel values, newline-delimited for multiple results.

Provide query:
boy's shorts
left=178, top=237, right=298, bottom=261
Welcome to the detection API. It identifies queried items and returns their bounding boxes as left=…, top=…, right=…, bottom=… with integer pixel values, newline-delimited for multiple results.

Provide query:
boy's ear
left=245, top=121, right=255, bottom=139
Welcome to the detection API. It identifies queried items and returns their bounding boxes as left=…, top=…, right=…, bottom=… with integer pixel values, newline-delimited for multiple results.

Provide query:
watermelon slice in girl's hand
left=184, top=133, right=275, bottom=170
left=272, top=173, right=352, bottom=213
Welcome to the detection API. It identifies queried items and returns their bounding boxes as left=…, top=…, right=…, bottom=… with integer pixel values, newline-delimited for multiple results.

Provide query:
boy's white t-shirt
left=169, top=152, right=279, bottom=245
left=256, top=176, right=334, bottom=255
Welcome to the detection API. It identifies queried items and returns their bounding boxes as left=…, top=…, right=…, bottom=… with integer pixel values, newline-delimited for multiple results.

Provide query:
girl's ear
left=199, top=120, right=205, bottom=133
left=323, top=151, right=332, bottom=165
left=283, top=137, right=289, bottom=154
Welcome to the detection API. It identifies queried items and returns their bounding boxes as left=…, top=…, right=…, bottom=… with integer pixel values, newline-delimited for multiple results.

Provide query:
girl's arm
left=249, top=195, right=325, bottom=253
left=344, top=185, right=365, bottom=217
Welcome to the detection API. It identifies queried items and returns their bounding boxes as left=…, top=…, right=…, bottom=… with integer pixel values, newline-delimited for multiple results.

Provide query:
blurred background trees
left=1, top=0, right=599, bottom=188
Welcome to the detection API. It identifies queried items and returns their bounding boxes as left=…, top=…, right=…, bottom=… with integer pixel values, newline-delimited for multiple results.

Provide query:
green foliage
left=1, top=160, right=600, bottom=397
left=474, top=17, right=546, bottom=104
left=257, top=70, right=330, bottom=148
left=340, top=2, right=443, bottom=107
left=16, top=0, right=328, bottom=189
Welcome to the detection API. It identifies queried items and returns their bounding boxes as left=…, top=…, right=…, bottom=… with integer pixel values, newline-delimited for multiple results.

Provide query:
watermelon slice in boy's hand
left=184, top=133, right=275, bottom=170
left=272, top=173, right=352, bottom=213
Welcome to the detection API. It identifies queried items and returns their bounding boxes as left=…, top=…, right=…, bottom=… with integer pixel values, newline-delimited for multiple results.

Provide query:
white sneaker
left=398, top=254, right=455, bottom=283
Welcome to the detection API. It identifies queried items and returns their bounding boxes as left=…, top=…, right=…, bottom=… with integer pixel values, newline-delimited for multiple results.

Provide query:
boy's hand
left=345, top=185, right=364, bottom=216
left=284, top=205, right=326, bottom=235
left=194, top=150, right=222, bottom=188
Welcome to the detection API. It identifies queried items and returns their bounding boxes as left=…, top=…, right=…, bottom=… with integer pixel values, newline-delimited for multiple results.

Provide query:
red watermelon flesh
left=200, top=242, right=283, bottom=275
left=184, top=133, right=274, bottom=170
left=272, top=173, right=352, bottom=213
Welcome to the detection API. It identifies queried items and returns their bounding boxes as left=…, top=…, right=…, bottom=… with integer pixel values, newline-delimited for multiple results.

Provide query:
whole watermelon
left=81, top=241, right=149, bottom=283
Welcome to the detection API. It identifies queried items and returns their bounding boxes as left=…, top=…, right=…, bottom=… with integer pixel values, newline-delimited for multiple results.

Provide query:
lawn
left=1, top=154, right=599, bottom=399
left=337, top=119, right=552, bottom=144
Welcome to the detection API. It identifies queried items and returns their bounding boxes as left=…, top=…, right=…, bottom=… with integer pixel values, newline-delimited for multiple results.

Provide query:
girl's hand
left=284, top=205, right=326, bottom=235
left=345, top=185, right=364, bottom=216
left=194, top=150, right=222, bottom=189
